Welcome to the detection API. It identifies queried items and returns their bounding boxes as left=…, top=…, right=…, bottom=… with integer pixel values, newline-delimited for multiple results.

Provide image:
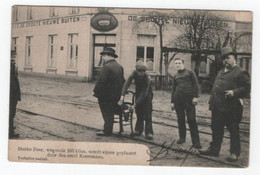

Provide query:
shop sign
left=91, top=11, right=118, bottom=32
left=128, top=15, right=229, bottom=28
left=12, top=16, right=81, bottom=28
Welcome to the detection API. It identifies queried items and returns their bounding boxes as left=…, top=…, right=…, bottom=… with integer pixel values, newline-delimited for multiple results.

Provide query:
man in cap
left=171, top=57, right=201, bottom=148
left=119, top=61, right=154, bottom=140
left=9, top=51, right=21, bottom=139
left=93, top=47, right=125, bottom=136
left=199, top=47, right=250, bottom=162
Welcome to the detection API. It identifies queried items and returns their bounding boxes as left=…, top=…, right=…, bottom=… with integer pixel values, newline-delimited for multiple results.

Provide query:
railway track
left=21, top=92, right=250, bottom=125
left=16, top=108, right=245, bottom=168
left=153, top=109, right=250, bottom=127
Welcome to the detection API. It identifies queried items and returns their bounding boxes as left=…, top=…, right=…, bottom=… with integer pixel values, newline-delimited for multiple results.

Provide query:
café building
left=11, top=6, right=252, bottom=81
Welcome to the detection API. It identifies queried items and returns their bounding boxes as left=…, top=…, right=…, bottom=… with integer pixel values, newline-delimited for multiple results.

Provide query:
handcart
left=114, top=91, right=135, bottom=136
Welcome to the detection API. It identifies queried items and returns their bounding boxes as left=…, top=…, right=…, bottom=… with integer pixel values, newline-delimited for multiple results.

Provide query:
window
left=199, top=55, right=207, bottom=74
left=11, top=37, right=18, bottom=54
left=245, top=57, right=250, bottom=72
left=48, top=35, right=57, bottom=68
left=12, top=6, right=18, bottom=22
left=239, top=57, right=244, bottom=68
left=49, top=7, right=58, bottom=17
left=238, top=57, right=250, bottom=71
left=199, top=62, right=207, bottom=74
left=70, top=7, right=80, bottom=14
left=11, top=37, right=18, bottom=60
left=27, top=7, right=33, bottom=20
left=25, top=36, right=32, bottom=66
left=136, top=35, right=156, bottom=71
left=68, top=34, right=78, bottom=68
left=136, top=46, right=144, bottom=61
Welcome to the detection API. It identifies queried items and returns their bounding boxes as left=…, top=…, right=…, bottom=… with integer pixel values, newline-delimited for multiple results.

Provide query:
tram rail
left=16, top=108, right=245, bottom=168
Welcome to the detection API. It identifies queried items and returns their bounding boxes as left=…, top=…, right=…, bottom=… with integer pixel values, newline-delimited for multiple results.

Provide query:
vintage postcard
left=8, top=5, right=252, bottom=168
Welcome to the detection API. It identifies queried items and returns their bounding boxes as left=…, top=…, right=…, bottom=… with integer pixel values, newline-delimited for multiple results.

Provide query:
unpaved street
left=12, top=75, right=250, bottom=167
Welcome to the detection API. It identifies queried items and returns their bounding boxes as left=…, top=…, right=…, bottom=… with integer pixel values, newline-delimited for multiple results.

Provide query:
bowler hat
left=100, top=47, right=118, bottom=58
left=221, top=47, right=235, bottom=59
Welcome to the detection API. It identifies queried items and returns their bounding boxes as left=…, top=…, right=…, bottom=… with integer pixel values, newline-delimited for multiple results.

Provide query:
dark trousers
left=135, top=102, right=153, bottom=136
left=174, top=94, right=200, bottom=146
left=98, top=100, right=120, bottom=135
left=9, top=100, right=18, bottom=138
left=210, top=108, right=242, bottom=156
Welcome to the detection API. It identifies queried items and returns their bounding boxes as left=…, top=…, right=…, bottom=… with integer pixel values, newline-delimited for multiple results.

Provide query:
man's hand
left=192, top=97, right=198, bottom=105
left=225, top=90, right=234, bottom=98
left=129, top=104, right=136, bottom=112
left=171, top=103, right=175, bottom=111
left=118, top=100, right=124, bottom=106
left=118, top=96, right=124, bottom=106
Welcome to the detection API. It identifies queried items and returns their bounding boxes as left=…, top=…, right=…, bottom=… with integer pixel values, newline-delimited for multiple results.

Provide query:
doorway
left=92, top=34, right=116, bottom=80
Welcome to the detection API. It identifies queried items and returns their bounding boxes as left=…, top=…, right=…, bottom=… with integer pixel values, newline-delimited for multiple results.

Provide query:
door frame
left=92, top=34, right=116, bottom=80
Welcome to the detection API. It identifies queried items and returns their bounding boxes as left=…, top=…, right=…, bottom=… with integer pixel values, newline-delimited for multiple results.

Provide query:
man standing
left=199, top=47, right=250, bottom=162
left=119, top=61, right=154, bottom=140
left=171, top=57, right=201, bottom=148
left=93, top=48, right=125, bottom=136
left=9, top=57, right=21, bottom=139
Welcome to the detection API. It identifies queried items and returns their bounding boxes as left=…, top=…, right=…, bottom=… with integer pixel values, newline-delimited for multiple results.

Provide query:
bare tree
left=131, top=10, right=232, bottom=89
left=174, top=11, right=229, bottom=76
left=132, top=11, right=173, bottom=88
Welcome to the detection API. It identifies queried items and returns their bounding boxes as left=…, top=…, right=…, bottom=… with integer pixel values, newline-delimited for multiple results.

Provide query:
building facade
left=11, top=6, right=252, bottom=81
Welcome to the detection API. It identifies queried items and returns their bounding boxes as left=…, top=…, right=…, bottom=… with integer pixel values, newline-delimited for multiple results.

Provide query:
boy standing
left=171, top=57, right=201, bottom=148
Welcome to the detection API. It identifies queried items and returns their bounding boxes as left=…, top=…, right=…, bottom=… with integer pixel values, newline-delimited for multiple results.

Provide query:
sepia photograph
left=1, top=0, right=259, bottom=174
left=7, top=5, right=253, bottom=167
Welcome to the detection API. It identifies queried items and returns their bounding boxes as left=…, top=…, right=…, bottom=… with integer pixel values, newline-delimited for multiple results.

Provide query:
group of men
left=8, top=46, right=250, bottom=163
left=93, top=46, right=250, bottom=162
left=93, top=47, right=154, bottom=140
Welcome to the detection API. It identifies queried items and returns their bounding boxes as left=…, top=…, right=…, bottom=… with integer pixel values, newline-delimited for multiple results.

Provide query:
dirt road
left=11, top=75, right=250, bottom=167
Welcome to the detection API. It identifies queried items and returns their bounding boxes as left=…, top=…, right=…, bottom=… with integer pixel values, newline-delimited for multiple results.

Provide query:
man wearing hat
left=199, top=47, right=250, bottom=162
left=93, top=47, right=125, bottom=136
left=119, top=61, right=154, bottom=140
left=171, top=57, right=201, bottom=149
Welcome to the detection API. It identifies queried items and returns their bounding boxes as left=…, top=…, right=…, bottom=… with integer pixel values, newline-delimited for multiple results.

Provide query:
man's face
left=223, top=55, right=236, bottom=69
left=175, top=60, right=185, bottom=70
left=101, top=54, right=112, bottom=63
left=136, top=70, right=146, bottom=77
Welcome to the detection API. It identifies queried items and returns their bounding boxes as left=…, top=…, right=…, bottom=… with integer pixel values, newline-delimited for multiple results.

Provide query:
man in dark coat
left=93, top=48, right=125, bottom=136
left=119, top=61, right=153, bottom=140
left=199, top=47, right=250, bottom=162
left=171, top=57, right=201, bottom=148
left=9, top=59, right=21, bottom=139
